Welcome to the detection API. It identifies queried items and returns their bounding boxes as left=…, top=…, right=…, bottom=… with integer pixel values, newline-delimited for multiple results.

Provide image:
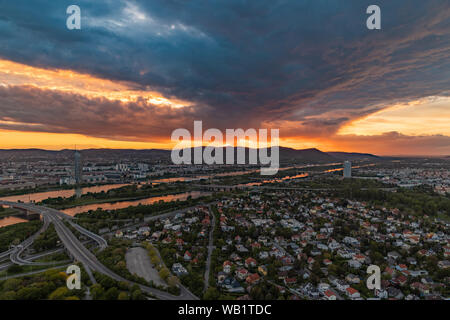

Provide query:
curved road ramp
left=0, top=200, right=198, bottom=300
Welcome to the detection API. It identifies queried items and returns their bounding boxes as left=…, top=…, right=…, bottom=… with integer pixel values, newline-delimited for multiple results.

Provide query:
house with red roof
left=323, top=259, right=332, bottom=266
left=245, top=257, right=257, bottom=268
left=236, top=268, right=249, bottom=280
left=324, top=289, right=337, bottom=300
left=246, top=273, right=261, bottom=285
left=184, top=251, right=192, bottom=261
left=284, top=278, right=297, bottom=286
left=251, top=242, right=261, bottom=250
left=346, top=287, right=360, bottom=299
left=223, top=260, right=233, bottom=274
left=352, top=254, right=365, bottom=263
left=202, top=216, right=210, bottom=226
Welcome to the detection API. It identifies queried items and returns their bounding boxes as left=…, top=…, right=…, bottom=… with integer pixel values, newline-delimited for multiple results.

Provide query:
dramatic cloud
left=0, top=85, right=197, bottom=141
left=0, top=0, right=448, bottom=154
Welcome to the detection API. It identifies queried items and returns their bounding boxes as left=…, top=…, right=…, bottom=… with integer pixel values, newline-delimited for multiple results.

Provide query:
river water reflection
left=0, top=184, right=131, bottom=203
left=1, top=163, right=372, bottom=223
left=0, top=216, right=28, bottom=228
left=61, top=191, right=209, bottom=216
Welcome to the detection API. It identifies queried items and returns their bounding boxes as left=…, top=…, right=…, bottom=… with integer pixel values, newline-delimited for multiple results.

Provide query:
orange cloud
left=0, top=59, right=191, bottom=108
left=339, top=96, right=450, bottom=136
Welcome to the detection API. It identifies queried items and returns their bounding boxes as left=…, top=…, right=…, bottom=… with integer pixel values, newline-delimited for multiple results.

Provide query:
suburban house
left=346, top=287, right=360, bottom=299
left=324, top=289, right=337, bottom=300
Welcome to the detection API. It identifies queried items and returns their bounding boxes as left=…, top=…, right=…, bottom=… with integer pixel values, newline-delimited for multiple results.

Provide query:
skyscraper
left=343, top=161, right=351, bottom=178
left=74, top=150, right=82, bottom=185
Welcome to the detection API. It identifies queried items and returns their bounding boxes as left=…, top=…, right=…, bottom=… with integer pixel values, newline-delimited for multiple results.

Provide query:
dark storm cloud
left=0, top=0, right=449, bottom=136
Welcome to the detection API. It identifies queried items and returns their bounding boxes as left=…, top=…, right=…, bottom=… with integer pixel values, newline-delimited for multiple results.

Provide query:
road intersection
left=0, top=200, right=198, bottom=300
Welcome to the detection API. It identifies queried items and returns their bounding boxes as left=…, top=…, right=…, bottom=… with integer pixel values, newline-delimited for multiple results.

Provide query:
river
left=0, top=162, right=372, bottom=222
left=61, top=191, right=209, bottom=216
left=0, top=216, right=28, bottom=228
left=0, top=184, right=131, bottom=203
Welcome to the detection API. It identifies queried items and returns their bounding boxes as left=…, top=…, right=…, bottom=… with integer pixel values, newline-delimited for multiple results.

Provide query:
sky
left=0, top=0, right=449, bottom=155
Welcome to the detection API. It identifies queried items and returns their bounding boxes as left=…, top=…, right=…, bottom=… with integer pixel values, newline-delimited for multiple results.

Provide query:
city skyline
left=0, top=1, right=449, bottom=155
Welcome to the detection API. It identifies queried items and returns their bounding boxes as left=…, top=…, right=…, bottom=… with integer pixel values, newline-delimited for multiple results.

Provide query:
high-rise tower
left=343, top=161, right=352, bottom=178
left=74, top=149, right=82, bottom=185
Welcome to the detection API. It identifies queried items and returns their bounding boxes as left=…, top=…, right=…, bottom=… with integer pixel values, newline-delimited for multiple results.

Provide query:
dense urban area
left=0, top=148, right=449, bottom=300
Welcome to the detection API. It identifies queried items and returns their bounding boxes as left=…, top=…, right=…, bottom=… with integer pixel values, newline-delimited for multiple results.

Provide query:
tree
left=131, top=288, right=144, bottom=300
left=0, top=291, right=16, bottom=300
left=105, top=287, right=119, bottom=300
left=98, top=275, right=116, bottom=289
left=203, top=287, right=220, bottom=300
left=118, top=291, right=129, bottom=300
left=2, top=278, right=22, bottom=291
left=159, top=267, right=170, bottom=281
left=90, top=284, right=105, bottom=300
left=15, top=287, right=42, bottom=300
left=49, top=287, right=70, bottom=300
left=167, top=275, right=179, bottom=287
left=151, top=255, right=161, bottom=266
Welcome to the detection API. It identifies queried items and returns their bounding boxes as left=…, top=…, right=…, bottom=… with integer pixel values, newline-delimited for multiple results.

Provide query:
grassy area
left=34, top=251, right=70, bottom=263
left=0, top=220, right=43, bottom=252
left=0, top=208, right=22, bottom=219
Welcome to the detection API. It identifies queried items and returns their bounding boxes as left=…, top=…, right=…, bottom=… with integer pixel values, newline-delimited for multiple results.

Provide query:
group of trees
left=96, top=239, right=145, bottom=283
left=32, top=224, right=59, bottom=252
left=0, top=220, right=43, bottom=252
left=250, top=281, right=283, bottom=300
left=41, top=183, right=188, bottom=209
left=144, top=243, right=180, bottom=295
left=75, top=194, right=213, bottom=221
left=0, top=268, right=84, bottom=300
left=338, top=185, right=450, bottom=217
left=157, top=243, right=205, bottom=297
left=289, top=176, right=393, bottom=190
left=0, top=206, right=21, bottom=218
left=90, top=272, right=145, bottom=300
left=96, top=239, right=179, bottom=296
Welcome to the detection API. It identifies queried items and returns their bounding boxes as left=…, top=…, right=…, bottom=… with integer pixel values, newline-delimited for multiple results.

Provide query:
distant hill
left=0, top=148, right=171, bottom=162
left=279, top=147, right=338, bottom=163
left=171, top=146, right=338, bottom=164
left=0, top=149, right=63, bottom=160
left=63, top=149, right=171, bottom=161
left=326, top=152, right=380, bottom=161
left=0, top=147, right=380, bottom=163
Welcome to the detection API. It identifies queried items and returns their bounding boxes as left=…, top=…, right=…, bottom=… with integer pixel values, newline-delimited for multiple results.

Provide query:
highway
left=68, top=221, right=108, bottom=250
left=0, top=249, right=12, bottom=260
left=0, top=247, right=71, bottom=271
left=0, top=200, right=106, bottom=252
left=0, top=200, right=198, bottom=300
left=8, top=214, right=51, bottom=266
